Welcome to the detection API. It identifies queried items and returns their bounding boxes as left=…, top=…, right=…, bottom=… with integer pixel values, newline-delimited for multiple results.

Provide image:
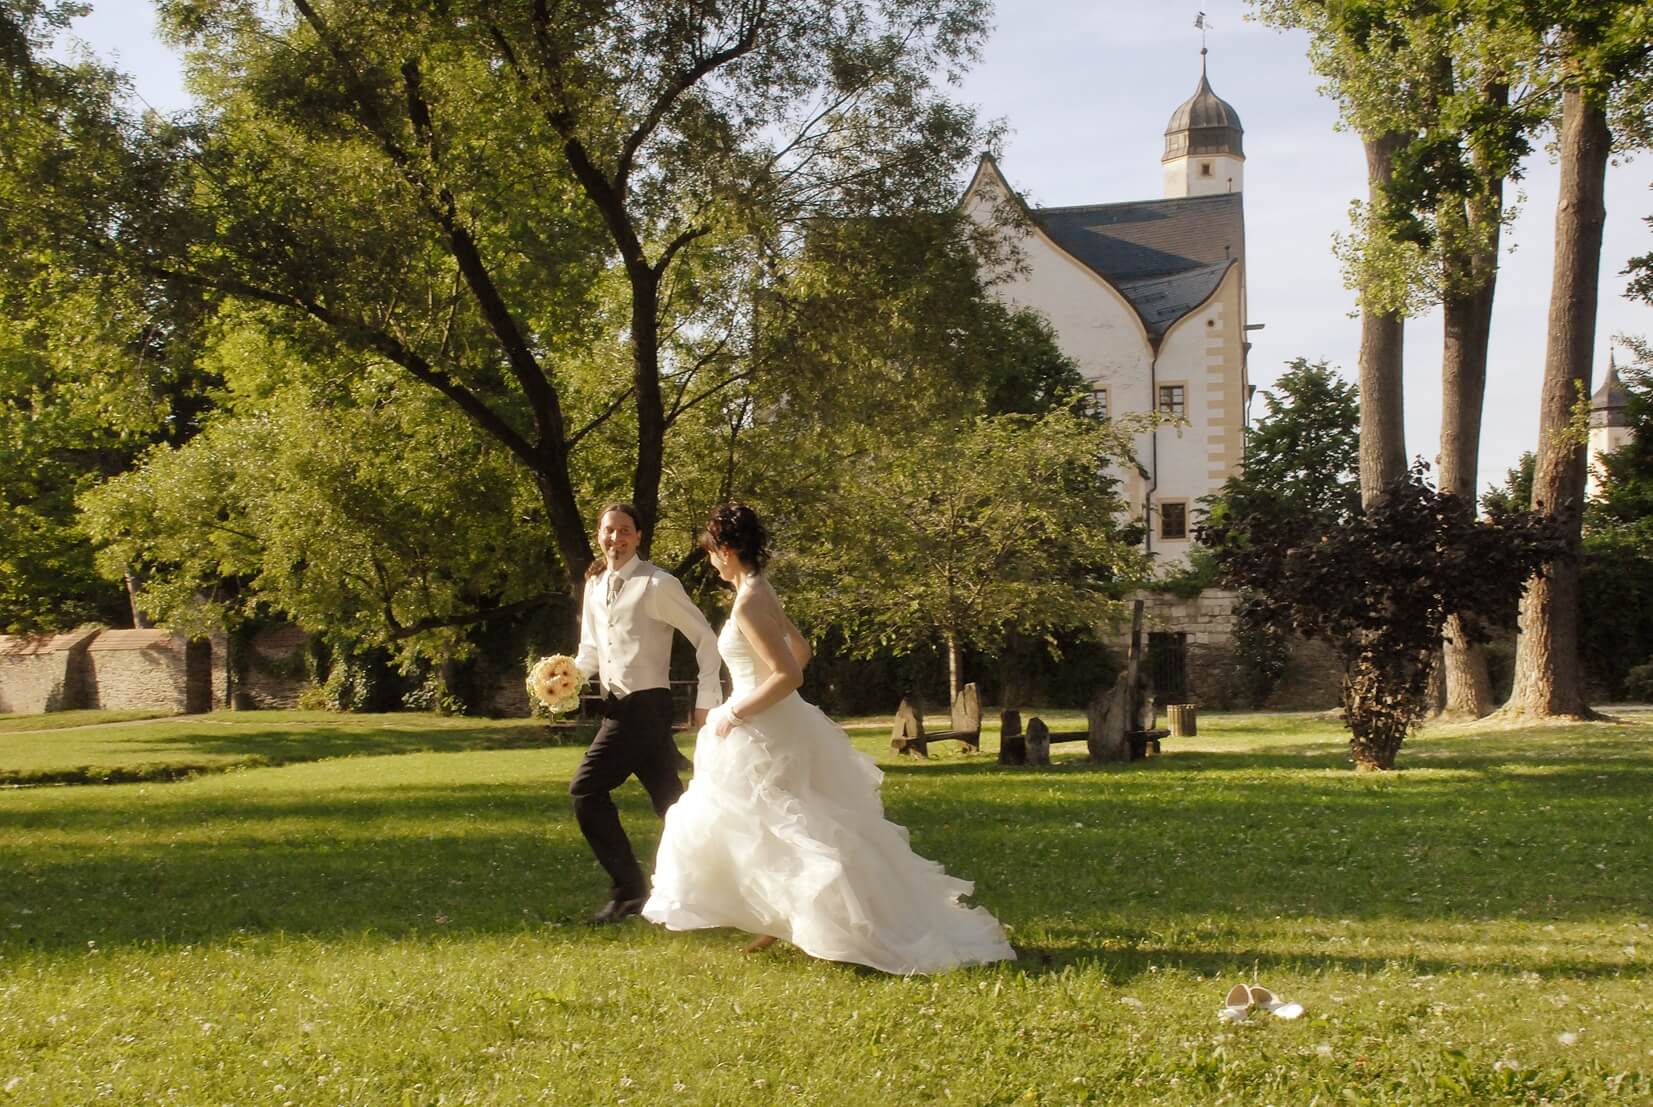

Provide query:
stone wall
left=235, top=623, right=310, bottom=708
left=1104, top=589, right=1340, bottom=711
left=84, top=630, right=193, bottom=712
left=0, top=628, right=227, bottom=715
left=0, top=629, right=100, bottom=713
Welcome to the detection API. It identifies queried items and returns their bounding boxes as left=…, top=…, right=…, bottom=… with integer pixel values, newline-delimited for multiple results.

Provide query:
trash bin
left=1168, top=703, right=1197, bottom=737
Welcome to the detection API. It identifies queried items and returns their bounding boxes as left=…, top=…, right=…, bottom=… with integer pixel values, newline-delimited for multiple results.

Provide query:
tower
left=1162, top=50, right=1245, bottom=198
left=1587, top=351, right=1632, bottom=500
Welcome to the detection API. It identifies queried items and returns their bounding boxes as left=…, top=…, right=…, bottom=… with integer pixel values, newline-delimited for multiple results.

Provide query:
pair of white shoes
left=1220, top=983, right=1305, bottom=1023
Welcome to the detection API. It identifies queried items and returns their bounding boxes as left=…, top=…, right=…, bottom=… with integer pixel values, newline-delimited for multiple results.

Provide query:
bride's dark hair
left=701, top=502, right=770, bottom=572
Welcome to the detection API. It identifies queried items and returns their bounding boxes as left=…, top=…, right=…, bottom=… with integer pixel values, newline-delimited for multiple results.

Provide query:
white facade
left=962, top=63, right=1250, bottom=569
left=1587, top=355, right=1633, bottom=501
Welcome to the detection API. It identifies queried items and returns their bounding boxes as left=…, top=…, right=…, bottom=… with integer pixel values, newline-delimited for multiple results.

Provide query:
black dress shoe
left=591, top=895, right=647, bottom=924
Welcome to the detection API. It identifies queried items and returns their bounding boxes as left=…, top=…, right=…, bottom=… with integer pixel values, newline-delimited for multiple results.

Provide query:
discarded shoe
left=1219, top=983, right=1305, bottom=1023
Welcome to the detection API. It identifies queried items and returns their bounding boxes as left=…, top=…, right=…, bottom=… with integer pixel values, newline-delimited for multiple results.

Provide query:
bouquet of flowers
left=526, top=654, right=582, bottom=714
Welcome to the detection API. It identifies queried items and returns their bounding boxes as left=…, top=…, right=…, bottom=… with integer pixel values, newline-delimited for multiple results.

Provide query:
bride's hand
left=706, top=705, right=737, bottom=737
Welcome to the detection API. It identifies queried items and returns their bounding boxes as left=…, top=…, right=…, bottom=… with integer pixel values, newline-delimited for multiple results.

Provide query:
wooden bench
left=1001, top=643, right=1169, bottom=766
left=890, top=683, right=982, bottom=758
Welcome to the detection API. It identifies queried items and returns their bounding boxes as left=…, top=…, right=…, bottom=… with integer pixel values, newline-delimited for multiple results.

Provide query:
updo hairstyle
left=701, top=502, right=770, bottom=572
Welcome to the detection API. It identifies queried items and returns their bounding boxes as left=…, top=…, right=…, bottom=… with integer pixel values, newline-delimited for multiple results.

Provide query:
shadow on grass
left=1, top=718, right=597, bottom=786
left=4, top=729, right=1649, bottom=974
left=3, top=779, right=615, bottom=953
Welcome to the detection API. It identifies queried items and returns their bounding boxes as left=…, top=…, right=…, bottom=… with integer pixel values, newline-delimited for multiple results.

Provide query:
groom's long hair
left=585, top=502, right=645, bottom=579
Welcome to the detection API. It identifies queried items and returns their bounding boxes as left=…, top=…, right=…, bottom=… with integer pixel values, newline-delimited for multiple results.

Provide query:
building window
left=1199, top=161, right=1213, bottom=177
left=1087, top=386, right=1109, bottom=420
left=1158, top=385, right=1186, bottom=417
left=1160, top=501, right=1188, bottom=541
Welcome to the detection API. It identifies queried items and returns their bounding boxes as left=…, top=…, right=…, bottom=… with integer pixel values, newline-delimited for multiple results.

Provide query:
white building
left=1587, top=351, right=1632, bottom=501
left=963, top=53, right=1251, bottom=568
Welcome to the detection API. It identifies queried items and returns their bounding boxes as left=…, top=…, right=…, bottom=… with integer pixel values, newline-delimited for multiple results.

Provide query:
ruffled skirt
left=642, top=692, right=1014, bottom=974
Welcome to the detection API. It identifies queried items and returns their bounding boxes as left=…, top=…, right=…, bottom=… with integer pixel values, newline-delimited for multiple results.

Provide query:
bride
left=641, top=503, right=1014, bottom=974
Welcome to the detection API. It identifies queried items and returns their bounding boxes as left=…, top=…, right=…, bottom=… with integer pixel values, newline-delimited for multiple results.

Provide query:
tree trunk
left=629, top=265, right=667, bottom=554
left=1358, top=132, right=1409, bottom=506
left=1438, top=162, right=1505, bottom=718
left=945, top=629, right=961, bottom=702
left=1505, top=85, right=1607, bottom=720
left=124, top=571, right=150, bottom=629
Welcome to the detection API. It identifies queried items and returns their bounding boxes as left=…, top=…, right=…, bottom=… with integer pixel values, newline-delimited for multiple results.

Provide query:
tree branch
left=386, top=593, right=559, bottom=640
left=147, top=263, right=539, bottom=467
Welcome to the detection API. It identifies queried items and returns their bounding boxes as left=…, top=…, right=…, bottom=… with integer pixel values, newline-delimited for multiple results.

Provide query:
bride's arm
left=713, top=586, right=803, bottom=733
left=780, top=610, right=812, bottom=668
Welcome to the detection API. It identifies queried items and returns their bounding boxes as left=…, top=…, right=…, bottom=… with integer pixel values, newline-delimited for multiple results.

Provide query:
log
left=890, top=696, right=926, bottom=757
left=998, top=709, right=1025, bottom=765
left=1089, top=670, right=1131, bottom=762
left=1025, top=717, right=1051, bottom=766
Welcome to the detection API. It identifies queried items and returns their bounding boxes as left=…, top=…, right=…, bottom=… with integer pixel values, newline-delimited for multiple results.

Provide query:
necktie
left=607, top=571, right=623, bottom=607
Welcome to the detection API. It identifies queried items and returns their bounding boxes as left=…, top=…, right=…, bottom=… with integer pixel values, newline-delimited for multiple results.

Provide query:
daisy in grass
left=527, top=654, right=582, bottom=714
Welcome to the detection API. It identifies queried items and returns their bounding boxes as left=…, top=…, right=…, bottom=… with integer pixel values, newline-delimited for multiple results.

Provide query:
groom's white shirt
left=575, top=555, right=722, bottom=709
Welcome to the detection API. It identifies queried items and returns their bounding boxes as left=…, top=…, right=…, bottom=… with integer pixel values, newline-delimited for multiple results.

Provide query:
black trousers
left=568, top=687, right=684, bottom=901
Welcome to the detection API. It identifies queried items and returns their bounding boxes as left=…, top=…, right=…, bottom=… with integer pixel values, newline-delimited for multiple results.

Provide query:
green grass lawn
left=0, top=708, right=176, bottom=734
left=0, top=710, right=590, bottom=785
left=2, top=708, right=1649, bottom=1105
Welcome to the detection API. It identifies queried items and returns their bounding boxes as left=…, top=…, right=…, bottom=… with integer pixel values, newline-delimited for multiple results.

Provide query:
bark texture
left=1438, top=141, right=1505, bottom=718
left=1506, top=85, right=1608, bottom=719
left=1358, top=132, right=1409, bottom=506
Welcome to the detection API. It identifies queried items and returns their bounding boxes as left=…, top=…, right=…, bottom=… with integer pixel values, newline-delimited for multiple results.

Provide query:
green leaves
left=1202, top=460, right=1569, bottom=768
left=774, top=405, right=1145, bottom=672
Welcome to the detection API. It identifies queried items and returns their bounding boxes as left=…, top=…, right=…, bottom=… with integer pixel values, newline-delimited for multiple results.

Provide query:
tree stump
left=890, top=696, right=926, bottom=757
left=998, top=709, right=1025, bottom=765
left=1025, top=717, right=1051, bottom=766
left=1088, top=671, right=1131, bottom=762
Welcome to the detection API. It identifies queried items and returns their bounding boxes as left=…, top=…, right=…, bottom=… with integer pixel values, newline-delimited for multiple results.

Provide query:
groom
left=571, top=502, right=722, bottom=923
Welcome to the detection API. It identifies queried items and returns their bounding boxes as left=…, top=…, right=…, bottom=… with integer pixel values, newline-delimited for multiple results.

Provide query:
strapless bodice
left=718, top=619, right=770, bottom=696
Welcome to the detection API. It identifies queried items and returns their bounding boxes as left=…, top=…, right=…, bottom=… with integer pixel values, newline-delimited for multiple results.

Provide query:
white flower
left=527, top=654, right=582, bottom=713
left=1558, top=1031, right=1579, bottom=1046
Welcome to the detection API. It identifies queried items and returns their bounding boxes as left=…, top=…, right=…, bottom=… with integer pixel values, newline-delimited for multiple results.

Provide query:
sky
left=59, top=0, right=1651, bottom=495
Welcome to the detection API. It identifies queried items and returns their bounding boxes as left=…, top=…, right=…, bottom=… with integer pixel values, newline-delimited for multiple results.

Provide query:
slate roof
left=1034, top=193, right=1244, bottom=341
left=1591, top=358, right=1630, bottom=429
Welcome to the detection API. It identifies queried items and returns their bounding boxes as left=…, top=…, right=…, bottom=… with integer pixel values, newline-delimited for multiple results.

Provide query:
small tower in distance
left=1587, top=350, right=1633, bottom=500
left=1162, top=49, right=1245, bottom=198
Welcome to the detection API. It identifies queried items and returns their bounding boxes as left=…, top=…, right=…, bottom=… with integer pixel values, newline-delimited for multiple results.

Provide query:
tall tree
left=75, top=0, right=994, bottom=595
left=1253, top=1, right=1435, bottom=503
left=1505, top=2, right=1651, bottom=720
left=1375, top=9, right=1550, bottom=718
left=776, top=406, right=1146, bottom=702
left=0, top=0, right=217, bottom=632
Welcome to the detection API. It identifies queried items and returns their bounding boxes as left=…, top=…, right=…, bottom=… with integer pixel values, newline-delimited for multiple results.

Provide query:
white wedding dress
left=642, top=619, right=1014, bottom=974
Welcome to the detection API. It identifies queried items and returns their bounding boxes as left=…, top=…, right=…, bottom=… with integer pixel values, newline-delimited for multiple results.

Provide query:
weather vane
left=1195, top=11, right=1212, bottom=53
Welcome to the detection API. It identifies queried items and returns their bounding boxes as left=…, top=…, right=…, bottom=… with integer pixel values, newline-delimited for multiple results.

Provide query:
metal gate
left=1148, top=631, right=1190, bottom=703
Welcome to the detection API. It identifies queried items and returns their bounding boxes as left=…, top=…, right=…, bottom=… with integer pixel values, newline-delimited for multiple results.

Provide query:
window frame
left=1159, top=500, right=1189, bottom=541
left=1158, top=383, right=1187, bottom=418
left=1087, top=385, right=1110, bottom=421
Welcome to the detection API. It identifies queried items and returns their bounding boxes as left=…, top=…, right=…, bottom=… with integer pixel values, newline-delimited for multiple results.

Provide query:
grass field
left=2, top=707, right=1649, bottom=1105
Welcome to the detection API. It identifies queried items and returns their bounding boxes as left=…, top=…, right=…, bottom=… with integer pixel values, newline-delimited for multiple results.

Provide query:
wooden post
left=951, top=683, right=982, bottom=752
left=1089, top=671, right=1130, bottom=762
left=890, top=696, right=927, bottom=758
left=998, top=709, right=1025, bottom=765
left=1025, top=717, right=1051, bottom=766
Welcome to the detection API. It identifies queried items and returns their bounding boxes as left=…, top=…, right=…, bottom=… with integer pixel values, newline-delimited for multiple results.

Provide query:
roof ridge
left=1035, top=193, right=1239, bottom=216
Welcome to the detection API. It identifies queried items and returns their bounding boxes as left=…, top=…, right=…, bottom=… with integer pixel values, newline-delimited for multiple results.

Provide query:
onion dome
left=1163, top=51, right=1244, bottom=161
